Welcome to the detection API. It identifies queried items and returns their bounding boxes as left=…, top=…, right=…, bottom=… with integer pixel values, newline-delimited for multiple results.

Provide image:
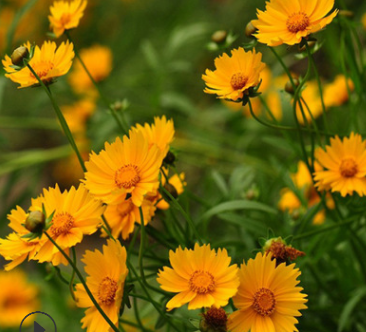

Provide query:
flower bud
left=245, top=21, right=256, bottom=38
left=211, top=30, right=227, bottom=44
left=284, top=78, right=299, bottom=95
left=163, top=182, right=178, bottom=200
left=25, top=210, right=45, bottom=233
left=263, top=237, right=305, bottom=266
left=11, top=46, right=29, bottom=66
left=298, top=40, right=316, bottom=52
left=200, top=307, right=228, bottom=332
left=163, top=150, right=176, bottom=165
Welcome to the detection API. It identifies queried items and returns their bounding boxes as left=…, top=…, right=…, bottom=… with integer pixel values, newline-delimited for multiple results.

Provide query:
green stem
left=43, top=232, right=121, bottom=332
left=305, top=42, right=330, bottom=135
left=69, top=247, right=77, bottom=301
left=65, top=31, right=129, bottom=134
left=26, top=63, right=86, bottom=172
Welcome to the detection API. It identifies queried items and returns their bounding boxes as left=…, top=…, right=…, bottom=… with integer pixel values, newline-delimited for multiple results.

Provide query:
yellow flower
left=157, top=243, right=239, bottom=311
left=49, top=0, right=87, bottom=38
left=69, top=44, right=112, bottom=95
left=0, top=201, right=46, bottom=271
left=84, top=130, right=164, bottom=206
left=252, top=0, right=338, bottom=46
left=132, top=116, right=175, bottom=157
left=151, top=172, right=186, bottom=210
left=362, top=13, right=366, bottom=29
left=278, top=161, right=334, bottom=224
left=2, top=40, right=74, bottom=89
left=103, top=197, right=156, bottom=240
left=228, top=252, right=307, bottom=332
left=323, top=75, right=354, bottom=108
left=0, top=269, right=39, bottom=327
left=202, top=47, right=265, bottom=101
left=314, top=133, right=366, bottom=197
left=74, top=239, right=128, bottom=332
left=62, top=99, right=96, bottom=134
left=36, top=184, right=105, bottom=266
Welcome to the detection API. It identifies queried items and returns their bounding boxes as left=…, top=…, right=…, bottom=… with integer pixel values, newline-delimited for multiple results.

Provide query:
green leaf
left=211, top=170, right=229, bottom=197
left=338, top=287, right=366, bottom=332
left=199, top=200, right=277, bottom=222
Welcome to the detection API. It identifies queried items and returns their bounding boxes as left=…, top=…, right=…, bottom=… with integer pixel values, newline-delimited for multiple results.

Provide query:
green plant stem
left=305, top=42, right=330, bottom=135
left=26, top=63, right=86, bottom=172
left=65, top=31, right=129, bottom=134
left=127, top=262, right=183, bottom=332
left=69, top=247, right=77, bottom=301
left=43, top=232, right=121, bottom=332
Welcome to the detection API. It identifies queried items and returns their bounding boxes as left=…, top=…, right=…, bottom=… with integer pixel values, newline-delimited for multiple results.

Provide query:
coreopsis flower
left=132, top=116, right=175, bottom=157
left=2, top=40, right=74, bottom=88
left=362, top=13, right=366, bottom=30
left=228, top=252, right=307, bottom=332
left=83, top=130, right=164, bottom=206
left=102, top=197, right=156, bottom=239
left=323, top=75, right=354, bottom=108
left=69, top=44, right=112, bottom=96
left=202, top=47, right=265, bottom=101
left=252, top=0, right=338, bottom=46
left=36, top=184, right=105, bottom=266
left=49, top=0, right=87, bottom=38
left=157, top=243, right=239, bottom=311
left=278, top=160, right=334, bottom=224
left=314, top=133, right=366, bottom=197
left=74, top=239, right=128, bottom=332
left=0, top=200, right=46, bottom=271
left=0, top=270, right=39, bottom=328
left=62, top=99, right=96, bottom=134
left=263, top=237, right=305, bottom=266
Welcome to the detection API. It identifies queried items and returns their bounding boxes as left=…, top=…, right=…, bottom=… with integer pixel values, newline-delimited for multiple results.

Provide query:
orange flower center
left=230, top=73, right=248, bottom=90
left=60, top=13, right=71, bottom=26
left=340, top=158, right=358, bottom=178
left=98, top=277, right=118, bottom=305
left=30, top=61, right=54, bottom=80
left=189, top=270, right=215, bottom=294
left=115, top=164, right=140, bottom=189
left=51, top=212, right=75, bottom=237
left=118, top=199, right=135, bottom=218
left=252, top=288, right=276, bottom=316
left=287, top=12, right=310, bottom=33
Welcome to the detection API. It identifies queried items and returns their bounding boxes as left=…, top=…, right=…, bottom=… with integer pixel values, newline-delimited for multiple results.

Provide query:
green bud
left=11, top=46, right=29, bottom=66
left=25, top=210, right=45, bottom=233
left=211, top=30, right=228, bottom=44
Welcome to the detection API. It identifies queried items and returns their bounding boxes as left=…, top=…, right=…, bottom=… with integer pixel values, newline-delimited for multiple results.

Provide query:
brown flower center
left=340, top=158, right=358, bottom=178
left=98, top=277, right=118, bottom=305
left=51, top=212, right=74, bottom=237
left=115, top=164, right=140, bottom=189
left=252, top=288, right=276, bottom=316
left=287, top=12, right=310, bottom=33
left=230, top=73, right=248, bottom=90
left=30, top=61, right=54, bottom=79
left=189, top=270, right=215, bottom=294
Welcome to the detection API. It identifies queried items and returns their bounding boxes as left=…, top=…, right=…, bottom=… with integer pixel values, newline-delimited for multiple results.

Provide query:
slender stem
left=26, top=63, right=86, bottom=172
left=69, top=247, right=77, bottom=300
left=305, top=42, right=330, bottom=135
left=43, top=232, right=121, bottom=332
left=65, top=31, right=129, bottom=134
left=127, top=262, right=183, bottom=332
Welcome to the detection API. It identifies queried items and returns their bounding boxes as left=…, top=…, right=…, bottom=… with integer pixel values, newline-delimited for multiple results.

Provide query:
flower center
left=230, top=73, right=248, bottom=90
left=340, top=158, right=358, bottom=178
left=115, top=164, right=140, bottom=189
left=286, top=12, right=310, bottom=33
left=51, top=212, right=74, bottom=237
left=98, top=277, right=118, bottom=305
left=252, top=288, right=276, bottom=316
left=118, top=199, right=134, bottom=218
left=30, top=61, right=54, bottom=79
left=189, top=270, right=215, bottom=294
left=60, top=13, right=71, bottom=26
